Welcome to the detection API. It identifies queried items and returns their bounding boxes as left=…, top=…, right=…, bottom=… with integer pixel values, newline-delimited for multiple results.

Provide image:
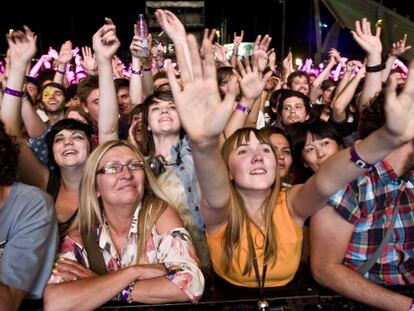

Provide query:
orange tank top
left=207, top=188, right=303, bottom=287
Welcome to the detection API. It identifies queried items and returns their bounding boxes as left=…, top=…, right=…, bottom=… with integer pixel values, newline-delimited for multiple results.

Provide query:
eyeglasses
left=96, top=160, right=144, bottom=175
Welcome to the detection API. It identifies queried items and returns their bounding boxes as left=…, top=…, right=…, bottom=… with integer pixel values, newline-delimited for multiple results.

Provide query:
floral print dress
left=48, top=206, right=205, bottom=302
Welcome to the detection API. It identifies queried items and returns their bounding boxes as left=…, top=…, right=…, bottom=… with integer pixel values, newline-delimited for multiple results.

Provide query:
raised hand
left=81, top=46, right=97, bottom=74
left=47, top=47, right=59, bottom=60
left=112, top=55, right=125, bottom=78
left=384, top=58, right=414, bottom=143
left=328, top=48, right=344, bottom=65
left=155, top=9, right=186, bottom=44
left=58, top=40, right=73, bottom=65
left=92, top=18, right=120, bottom=61
left=350, top=18, right=382, bottom=57
left=237, top=56, right=272, bottom=100
left=167, top=33, right=237, bottom=145
left=389, top=34, right=412, bottom=58
left=268, top=50, right=276, bottom=71
left=233, top=31, right=244, bottom=48
left=214, top=42, right=231, bottom=66
left=6, top=25, right=37, bottom=67
left=252, top=34, right=272, bottom=72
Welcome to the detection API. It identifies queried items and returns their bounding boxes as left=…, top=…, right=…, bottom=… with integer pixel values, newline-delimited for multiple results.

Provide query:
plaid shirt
left=328, top=160, right=414, bottom=285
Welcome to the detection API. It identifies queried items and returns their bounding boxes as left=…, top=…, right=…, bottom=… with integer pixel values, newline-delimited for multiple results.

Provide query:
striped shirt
left=328, top=160, right=414, bottom=285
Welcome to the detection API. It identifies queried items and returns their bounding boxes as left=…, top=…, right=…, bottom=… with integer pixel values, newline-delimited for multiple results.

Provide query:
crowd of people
left=1, top=9, right=414, bottom=311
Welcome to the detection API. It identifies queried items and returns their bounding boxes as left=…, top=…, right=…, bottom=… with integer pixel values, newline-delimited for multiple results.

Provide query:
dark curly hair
left=358, top=84, right=404, bottom=139
left=0, top=120, right=20, bottom=186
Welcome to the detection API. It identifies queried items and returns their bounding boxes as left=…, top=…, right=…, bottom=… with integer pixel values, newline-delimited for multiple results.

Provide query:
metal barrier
left=20, top=283, right=413, bottom=310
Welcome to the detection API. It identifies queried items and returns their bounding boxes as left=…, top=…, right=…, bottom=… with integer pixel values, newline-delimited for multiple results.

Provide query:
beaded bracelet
left=142, top=66, right=152, bottom=72
left=349, top=144, right=374, bottom=169
left=56, top=69, right=65, bottom=75
left=131, top=69, right=142, bottom=76
left=4, top=87, right=24, bottom=98
left=120, top=281, right=135, bottom=303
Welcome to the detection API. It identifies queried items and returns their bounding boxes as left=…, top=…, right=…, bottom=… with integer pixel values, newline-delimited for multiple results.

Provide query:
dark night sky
left=0, top=1, right=413, bottom=62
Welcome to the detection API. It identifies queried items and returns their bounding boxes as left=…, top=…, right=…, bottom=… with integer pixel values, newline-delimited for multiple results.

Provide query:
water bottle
left=136, top=13, right=149, bottom=58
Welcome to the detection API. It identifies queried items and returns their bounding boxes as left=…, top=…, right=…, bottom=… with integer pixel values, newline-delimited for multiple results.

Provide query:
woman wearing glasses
left=44, top=21, right=203, bottom=308
left=44, top=140, right=204, bottom=309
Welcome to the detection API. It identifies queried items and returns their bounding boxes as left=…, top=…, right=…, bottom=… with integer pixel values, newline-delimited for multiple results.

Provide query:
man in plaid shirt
left=310, top=86, right=414, bottom=311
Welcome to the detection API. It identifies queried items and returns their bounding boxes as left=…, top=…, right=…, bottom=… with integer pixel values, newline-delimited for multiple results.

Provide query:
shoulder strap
left=357, top=186, right=404, bottom=275
left=82, top=230, right=108, bottom=275
left=46, top=172, right=61, bottom=201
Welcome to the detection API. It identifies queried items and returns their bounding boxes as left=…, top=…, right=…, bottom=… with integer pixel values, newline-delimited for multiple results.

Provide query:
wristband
left=131, top=69, right=142, bottom=76
left=56, top=69, right=65, bottom=75
left=142, top=66, right=152, bottom=72
left=120, top=281, right=135, bottom=303
left=409, top=299, right=414, bottom=311
left=4, top=87, right=24, bottom=98
left=349, top=144, right=374, bottom=169
left=235, top=103, right=251, bottom=115
left=365, top=63, right=386, bottom=73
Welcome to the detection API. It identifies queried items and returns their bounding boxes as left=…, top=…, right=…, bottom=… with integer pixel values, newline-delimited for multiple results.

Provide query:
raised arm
left=155, top=9, right=192, bottom=79
left=230, top=31, right=244, bottom=68
left=0, top=27, right=50, bottom=190
left=289, top=58, right=414, bottom=220
left=214, top=42, right=231, bottom=67
left=382, top=34, right=412, bottom=82
left=331, top=62, right=365, bottom=122
left=351, top=18, right=383, bottom=112
left=309, top=48, right=340, bottom=102
left=81, top=46, right=98, bottom=75
left=21, top=94, right=47, bottom=137
left=332, top=60, right=356, bottom=101
left=111, top=55, right=125, bottom=79
left=167, top=33, right=237, bottom=228
left=1, top=26, right=36, bottom=136
left=224, top=56, right=272, bottom=137
left=281, top=51, right=294, bottom=83
left=92, top=18, right=120, bottom=143
left=53, top=40, right=73, bottom=85
left=129, top=32, right=144, bottom=105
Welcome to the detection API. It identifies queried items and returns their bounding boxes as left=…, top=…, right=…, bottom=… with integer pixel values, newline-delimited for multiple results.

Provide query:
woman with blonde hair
left=44, top=140, right=204, bottom=310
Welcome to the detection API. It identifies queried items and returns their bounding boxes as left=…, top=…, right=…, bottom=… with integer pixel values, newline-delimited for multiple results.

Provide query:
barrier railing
left=20, top=283, right=414, bottom=310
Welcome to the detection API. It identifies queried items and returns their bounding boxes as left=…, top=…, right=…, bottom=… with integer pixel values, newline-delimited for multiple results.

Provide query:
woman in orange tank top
left=166, top=30, right=414, bottom=289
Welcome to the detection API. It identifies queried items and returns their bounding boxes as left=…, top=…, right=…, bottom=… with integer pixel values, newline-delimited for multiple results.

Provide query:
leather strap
left=82, top=229, right=108, bottom=275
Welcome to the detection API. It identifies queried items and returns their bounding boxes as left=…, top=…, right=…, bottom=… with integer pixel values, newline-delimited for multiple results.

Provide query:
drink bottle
left=136, top=13, right=149, bottom=57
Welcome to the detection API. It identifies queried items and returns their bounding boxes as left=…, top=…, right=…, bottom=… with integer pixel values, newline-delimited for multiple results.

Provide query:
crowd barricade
left=19, top=283, right=414, bottom=310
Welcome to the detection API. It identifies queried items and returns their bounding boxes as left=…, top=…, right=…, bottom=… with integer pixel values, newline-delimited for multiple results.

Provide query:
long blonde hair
left=75, top=140, right=174, bottom=263
left=221, top=128, right=281, bottom=274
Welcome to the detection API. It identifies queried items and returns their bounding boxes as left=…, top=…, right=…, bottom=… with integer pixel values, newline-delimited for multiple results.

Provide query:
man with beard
left=310, top=82, right=414, bottom=310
